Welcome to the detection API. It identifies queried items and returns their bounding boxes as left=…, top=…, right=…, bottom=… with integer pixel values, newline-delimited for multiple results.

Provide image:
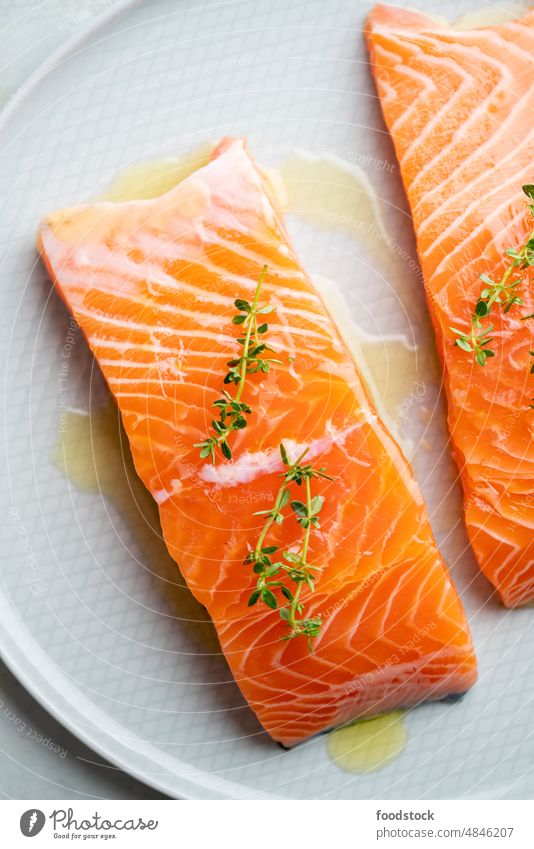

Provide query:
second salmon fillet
left=366, top=5, right=534, bottom=607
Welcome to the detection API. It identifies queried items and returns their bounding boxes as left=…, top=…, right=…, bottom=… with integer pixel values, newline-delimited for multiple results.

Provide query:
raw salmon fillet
left=39, top=138, right=476, bottom=745
left=366, top=6, right=534, bottom=607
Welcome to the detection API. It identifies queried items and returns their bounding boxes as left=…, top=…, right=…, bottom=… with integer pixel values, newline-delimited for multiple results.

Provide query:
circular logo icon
left=20, top=810, right=46, bottom=837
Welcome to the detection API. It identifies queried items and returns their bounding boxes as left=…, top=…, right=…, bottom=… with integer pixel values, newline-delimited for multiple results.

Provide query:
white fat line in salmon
left=197, top=423, right=362, bottom=489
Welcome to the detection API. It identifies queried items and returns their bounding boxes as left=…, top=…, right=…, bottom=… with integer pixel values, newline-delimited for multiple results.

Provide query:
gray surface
left=0, top=0, right=165, bottom=801
left=0, top=662, right=165, bottom=798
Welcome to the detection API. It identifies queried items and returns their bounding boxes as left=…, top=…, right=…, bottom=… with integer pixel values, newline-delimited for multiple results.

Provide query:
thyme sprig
left=450, top=185, right=534, bottom=371
left=245, top=443, right=332, bottom=652
left=193, top=269, right=333, bottom=650
left=194, top=265, right=282, bottom=463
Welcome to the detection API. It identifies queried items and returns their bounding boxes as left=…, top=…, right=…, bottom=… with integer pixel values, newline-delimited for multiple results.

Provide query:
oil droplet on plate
left=277, top=150, right=442, bottom=448
left=278, top=149, right=429, bottom=326
left=358, top=336, right=420, bottom=423
left=98, top=143, right=213, bottom=201
left=452, top=1, right=531, bottom=29
left=312, top=272, right=432, bottom=448
left=326, top=711, right=408, bottom=774
left=54, top=402, right=219, bottom=652
left=424, top=1, right=530, bottom=30
left=54, top=403, right=129, bottom=497
left=279, top=148, right=388, bottom=246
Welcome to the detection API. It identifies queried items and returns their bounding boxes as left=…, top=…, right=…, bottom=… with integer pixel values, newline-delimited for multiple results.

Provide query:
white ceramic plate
left=1, top=0, right=533, bottom=800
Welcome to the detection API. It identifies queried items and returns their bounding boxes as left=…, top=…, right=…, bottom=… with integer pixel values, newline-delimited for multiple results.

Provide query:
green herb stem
left=234, top=267, right=265, bottom=404
left=246, top=444, right=331, bottom=652
left=450, top=185, right=534, bottom=389
left=253, top=480, right=292, bottom=556
left=194, top=264, right=280, bottom=463
left=287, top=475, right=312, bottom=633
